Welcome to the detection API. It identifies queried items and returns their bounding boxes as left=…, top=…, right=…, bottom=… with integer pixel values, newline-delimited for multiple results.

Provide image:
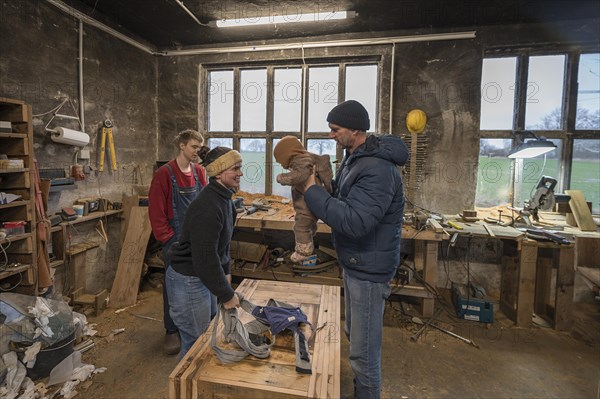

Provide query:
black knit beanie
left=326, top=100, right=370, bottom=131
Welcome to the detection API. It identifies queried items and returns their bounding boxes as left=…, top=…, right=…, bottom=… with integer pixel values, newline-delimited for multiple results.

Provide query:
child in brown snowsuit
left=274, top=136, right=333, bottom=263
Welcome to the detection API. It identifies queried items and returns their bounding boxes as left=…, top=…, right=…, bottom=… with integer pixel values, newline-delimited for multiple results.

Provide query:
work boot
left=164, top=332, right=181, bottom=356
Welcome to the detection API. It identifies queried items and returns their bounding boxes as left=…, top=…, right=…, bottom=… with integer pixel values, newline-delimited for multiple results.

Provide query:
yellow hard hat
left=406, top=109, right=427, bottom=134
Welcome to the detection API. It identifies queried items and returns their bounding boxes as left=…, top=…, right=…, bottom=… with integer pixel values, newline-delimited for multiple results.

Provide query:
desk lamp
left=508, top=130, right=556, bottom=158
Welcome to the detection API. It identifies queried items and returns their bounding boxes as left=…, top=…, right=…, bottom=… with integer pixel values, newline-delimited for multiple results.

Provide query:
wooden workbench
left=169, top=279, right=341, bottom=399
left=444, top=212, right=598, bottom=331
left=234, top=208, right=445, bottom=317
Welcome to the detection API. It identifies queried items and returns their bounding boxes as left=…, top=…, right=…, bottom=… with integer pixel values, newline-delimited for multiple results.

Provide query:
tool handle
left=107, top=128, right=117, bottom=171
left=99, top=127, right=107, bottom=172
left=410, top=308, right=443, bottom=341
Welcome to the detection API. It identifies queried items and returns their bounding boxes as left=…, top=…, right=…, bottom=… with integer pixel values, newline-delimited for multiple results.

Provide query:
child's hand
left=276, top=174, right=283, bottom=183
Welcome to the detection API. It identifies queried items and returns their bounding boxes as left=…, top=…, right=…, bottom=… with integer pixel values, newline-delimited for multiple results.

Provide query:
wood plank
left=108, top=207, right=152, bottom=308
left=421, top=240, right=438, bottom=317
left=66, top=241, right=99, bottom=256
left=575, top=236, right=600, bottom=268
left=554, top=245, right=575, bottom=331
left=516, top=241, right=537, bottom=327
left=577, top=267, right=600, bottom=286
left=534, top=256, right=553, bottom=316
left=565, top=190, right=597, bottom=231
left=500, top=241, right=518, bottom=318
left=120, top=194, right=139, bottom=245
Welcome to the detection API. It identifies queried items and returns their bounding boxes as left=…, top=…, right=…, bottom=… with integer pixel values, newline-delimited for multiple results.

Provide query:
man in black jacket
left=303, top=100, right=408, bottom=399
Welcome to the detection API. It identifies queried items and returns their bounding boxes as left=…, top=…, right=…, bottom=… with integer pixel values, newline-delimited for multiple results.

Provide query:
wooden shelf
left=0, top=200, right=28, bottom=210
left=62, top=209, right=122, bottom=226
left=0, top=232, right=33, bottom=246
left=0, top=132, right=27, bottom=139
left=66, top=242, right=100, bottom=257
left=0, top=168, right=29, bottom=174
left=49, top=184, right=77, bottom=192
left=0, top=98, right=36, bottom=286
left=49, top=260, right=64, bottom=268
left=0, top=263, right=31, bottom=280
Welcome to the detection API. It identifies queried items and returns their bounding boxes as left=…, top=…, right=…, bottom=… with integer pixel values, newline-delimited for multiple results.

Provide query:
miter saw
left=519, top=176, right=570, bottom=225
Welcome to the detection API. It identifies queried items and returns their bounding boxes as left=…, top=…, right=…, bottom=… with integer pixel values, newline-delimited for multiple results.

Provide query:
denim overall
left=162, top=163, right=202, bottom=334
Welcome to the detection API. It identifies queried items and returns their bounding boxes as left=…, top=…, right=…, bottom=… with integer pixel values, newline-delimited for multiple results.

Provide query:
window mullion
left=513, top=55, right=529, bottom=131
left=266, top=67, right=274, bottom=195
left=233, top=68, right=241, bottom=151
left=560, top=53, right=579, bottom=190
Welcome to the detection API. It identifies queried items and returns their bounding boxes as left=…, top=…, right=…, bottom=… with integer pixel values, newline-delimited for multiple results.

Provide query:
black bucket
left=15, top=332, right=75, bottom=380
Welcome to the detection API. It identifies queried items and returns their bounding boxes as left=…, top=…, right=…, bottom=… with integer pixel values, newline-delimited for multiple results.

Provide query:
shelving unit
left=49, top=225, right=66, bottom=269
left=0, top=97, right=37, bottom=287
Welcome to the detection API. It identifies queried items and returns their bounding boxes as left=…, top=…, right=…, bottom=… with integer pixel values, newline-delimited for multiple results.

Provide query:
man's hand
left=223, top=293, right=240, bottom=309
left=302, top=170, right=316, bottom=193
left=226, top=274, right=232, bottom=285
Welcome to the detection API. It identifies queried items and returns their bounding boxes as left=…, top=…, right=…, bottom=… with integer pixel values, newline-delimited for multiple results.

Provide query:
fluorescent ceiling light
left=211, top=11, right=356, bottom=28
left=508, top=131, right=557, bottom=158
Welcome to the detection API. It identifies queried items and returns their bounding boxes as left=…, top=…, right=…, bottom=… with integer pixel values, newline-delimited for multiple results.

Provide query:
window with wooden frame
left=202, top=60, right=380, bottom=196
left=477, top=50, right=600, bottom=213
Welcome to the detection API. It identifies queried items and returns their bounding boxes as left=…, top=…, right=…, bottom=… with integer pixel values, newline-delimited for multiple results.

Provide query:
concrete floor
left=71, top=282, right=599, bottom=399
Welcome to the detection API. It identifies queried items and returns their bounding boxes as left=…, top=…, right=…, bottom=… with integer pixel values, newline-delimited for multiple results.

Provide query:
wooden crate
left=169, top=279, right=341, bottom=399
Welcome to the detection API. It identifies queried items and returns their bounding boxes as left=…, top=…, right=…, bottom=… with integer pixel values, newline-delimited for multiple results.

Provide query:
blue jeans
left=165, top=267, right=217, bottom=359
left=343, top=270, right=391, bottom=399
left=162, top=239, right=178, bottom=334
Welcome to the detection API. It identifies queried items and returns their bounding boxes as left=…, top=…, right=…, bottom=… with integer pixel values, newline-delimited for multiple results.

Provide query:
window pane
left=307, top=139, right=337, bottom=177
left=346, top=65, right=378, bottom=132
left=571, top=139, right=600, bottom=213
left=272, top=138, right=290, bottom=198
left=308, top=66, right=339, bottom=132
left=525, top=55, right=566, bottom=130
left=208, top=70, right=234, bottom=131
left=480, top=57, right=517, bottom=130
left=476, top=139, right=513, bottom=207
left=274, top=68, right=302, bottom=132
left=208, top=138, right=233, bottom=149
left=240, top=69, right=267, bottom=131
left=240, top=138, right=266, bottom=193
left=576, top=53, right=600, bottom=130
left=514, top=139, right=562, bottom=207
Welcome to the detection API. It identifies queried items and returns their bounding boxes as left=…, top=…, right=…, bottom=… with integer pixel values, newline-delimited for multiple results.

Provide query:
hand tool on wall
left=98, top=119, right=117, bottom=172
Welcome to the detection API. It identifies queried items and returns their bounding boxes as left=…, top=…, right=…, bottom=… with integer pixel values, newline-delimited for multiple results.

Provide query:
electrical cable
left=32, top=98, right=67, bottom=117
left=0, top=240, right=11, bottom=269
left=0, top=271, right=22, bottom=291
left=442, top=239, right=452, bottom=290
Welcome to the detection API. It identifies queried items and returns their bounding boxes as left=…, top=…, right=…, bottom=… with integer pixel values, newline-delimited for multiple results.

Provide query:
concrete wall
left=1, top=1, right=157, bottom=211
left=0, top=0, right=157, bottom=295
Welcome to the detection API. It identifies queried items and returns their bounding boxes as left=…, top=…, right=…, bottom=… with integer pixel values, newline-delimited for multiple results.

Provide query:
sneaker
left=290, top=251, right=308, bottom=263
left=164, top=332, right=181, bottom=356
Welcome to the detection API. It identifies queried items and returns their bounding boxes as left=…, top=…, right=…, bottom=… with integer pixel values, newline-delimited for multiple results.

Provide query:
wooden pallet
left=169, top=279, right=341, bottom=399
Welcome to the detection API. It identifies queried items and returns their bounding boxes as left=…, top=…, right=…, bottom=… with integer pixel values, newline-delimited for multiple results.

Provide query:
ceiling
left=60, top=0, right=600, bottom=50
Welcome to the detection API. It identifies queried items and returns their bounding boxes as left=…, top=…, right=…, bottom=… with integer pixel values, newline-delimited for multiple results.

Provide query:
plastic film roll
left=51, top=127, right=90, bottom=147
